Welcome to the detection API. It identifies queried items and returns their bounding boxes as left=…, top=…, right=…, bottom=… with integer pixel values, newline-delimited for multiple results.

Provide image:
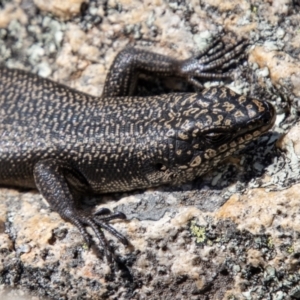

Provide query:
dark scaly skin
left=0, top=38, right=276, bottom=260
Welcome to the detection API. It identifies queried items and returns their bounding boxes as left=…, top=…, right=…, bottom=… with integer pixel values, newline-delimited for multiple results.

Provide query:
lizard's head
left=158, top=86, right=276, bottom=183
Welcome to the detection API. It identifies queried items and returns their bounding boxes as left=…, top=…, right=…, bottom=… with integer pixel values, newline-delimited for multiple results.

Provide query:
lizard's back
left=0, top=67, right=179, bottom=191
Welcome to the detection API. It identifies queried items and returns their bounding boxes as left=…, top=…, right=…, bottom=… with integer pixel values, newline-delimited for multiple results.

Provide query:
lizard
left=0, top=37, right=276, bottom=261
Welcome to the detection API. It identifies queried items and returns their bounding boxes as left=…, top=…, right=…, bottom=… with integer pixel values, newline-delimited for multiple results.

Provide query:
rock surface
left=33, top=0, right=86, bottom=20
left=0, top=0, right=300, bottom=299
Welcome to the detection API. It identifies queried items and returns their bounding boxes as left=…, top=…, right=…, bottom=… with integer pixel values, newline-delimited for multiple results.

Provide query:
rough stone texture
left=0, top=0, right=300, bottom=299
left=33, top=0, right=86, bottom=20
left=0, top=1, right=28, bottom=28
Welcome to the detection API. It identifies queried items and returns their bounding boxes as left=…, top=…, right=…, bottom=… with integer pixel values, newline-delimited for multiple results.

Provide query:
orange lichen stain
left=249, top=46, right=300, bottom=92
left=24, top=214, right=59, bottom=244
left=215, top=188, right=277, bottom=229
left=81, top=267, right=94, bottom=278
left=215, top=183, right=300, bottom=233
left=215, top=193, right=243, bottom=222
left=224, top=21, right=257, bottom=34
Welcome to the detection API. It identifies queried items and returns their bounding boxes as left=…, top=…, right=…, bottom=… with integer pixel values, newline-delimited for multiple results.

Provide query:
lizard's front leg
left=33, top=159, right=128, bottom=261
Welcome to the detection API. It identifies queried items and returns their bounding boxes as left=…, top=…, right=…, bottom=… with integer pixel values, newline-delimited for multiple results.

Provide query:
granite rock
left=0, top=0, right=300, bottom=299
left=33, top=0, right=86, bottom=20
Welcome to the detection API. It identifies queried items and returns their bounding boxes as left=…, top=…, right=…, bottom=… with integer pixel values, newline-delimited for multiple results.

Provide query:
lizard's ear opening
left=153, top=163, right=166, bottom=171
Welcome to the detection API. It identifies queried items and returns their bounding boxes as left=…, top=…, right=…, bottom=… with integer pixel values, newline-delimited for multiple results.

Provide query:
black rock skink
left=0, top=38, right=276, bottom=260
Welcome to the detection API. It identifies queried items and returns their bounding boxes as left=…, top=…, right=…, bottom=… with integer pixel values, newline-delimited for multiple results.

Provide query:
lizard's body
left=0, top=40, right=276, bottom=259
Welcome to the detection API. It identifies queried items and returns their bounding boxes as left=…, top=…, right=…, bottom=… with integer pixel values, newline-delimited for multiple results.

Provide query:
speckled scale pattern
left=0, top=41, right=276, bottom=259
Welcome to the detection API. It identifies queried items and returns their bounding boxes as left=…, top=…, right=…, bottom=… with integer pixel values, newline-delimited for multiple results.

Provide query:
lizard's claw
left=63, top=208, right=128, bottom=262
left=178, top=38, right=249, bottom=89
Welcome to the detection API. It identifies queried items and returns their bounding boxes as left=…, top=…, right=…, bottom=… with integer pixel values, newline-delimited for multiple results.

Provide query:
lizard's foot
left=63, top=207, right=128, bottom=262
left=178, top=38, right=249, bottom=89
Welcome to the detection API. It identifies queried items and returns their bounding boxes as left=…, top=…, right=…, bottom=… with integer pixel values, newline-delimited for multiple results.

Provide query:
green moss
left=251, top=5, right=257, bottom=13
left=190, top=220, right=206, bottom=244
left=267, top=237, right=274, bottom=248
left=82, top=243, right=89, bottom=250
left=287, top=245, right=294, bottom=254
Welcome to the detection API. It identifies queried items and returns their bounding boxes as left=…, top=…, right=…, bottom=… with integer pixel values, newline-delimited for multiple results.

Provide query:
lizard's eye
left=205, top=132, right=230, bottom=144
